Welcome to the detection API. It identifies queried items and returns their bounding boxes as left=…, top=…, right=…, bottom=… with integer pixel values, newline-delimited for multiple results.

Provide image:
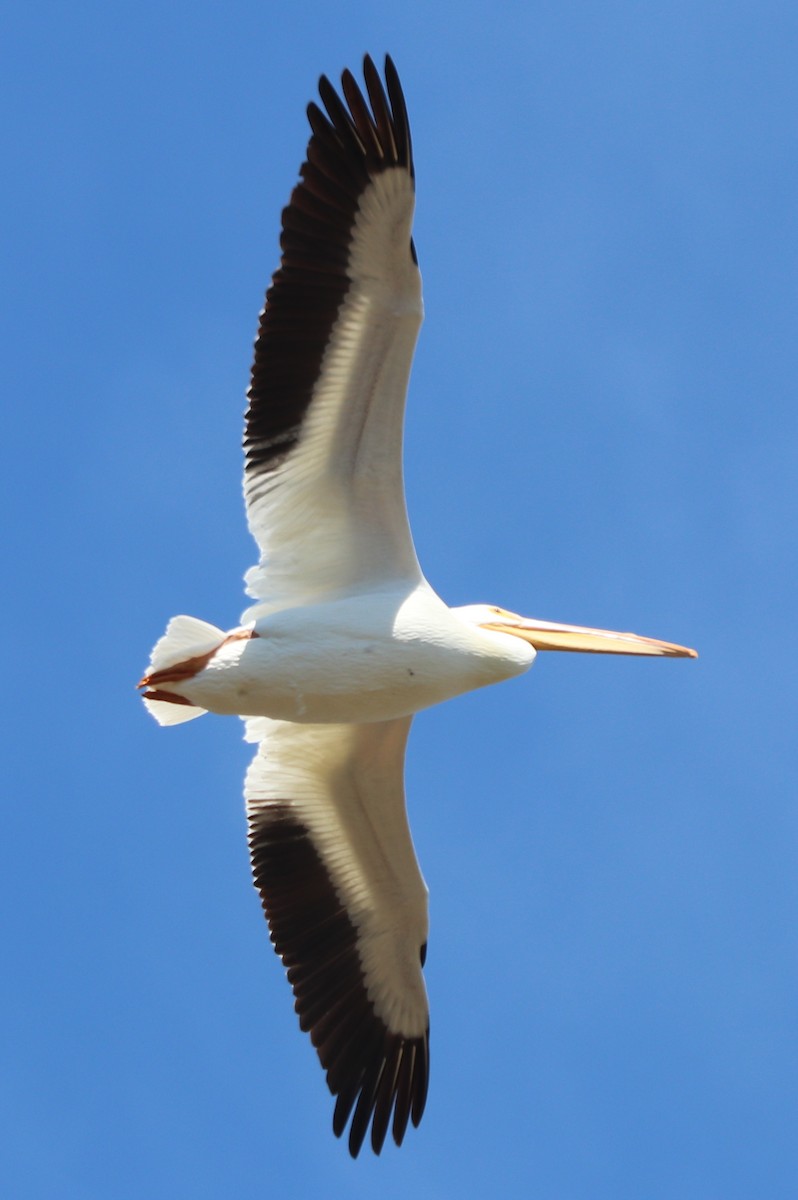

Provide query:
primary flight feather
left=139, top=54, right=696, bottom=1157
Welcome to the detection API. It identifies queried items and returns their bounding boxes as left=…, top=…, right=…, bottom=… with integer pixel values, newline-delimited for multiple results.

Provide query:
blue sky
left=3, top=2, right=797, bottom=1196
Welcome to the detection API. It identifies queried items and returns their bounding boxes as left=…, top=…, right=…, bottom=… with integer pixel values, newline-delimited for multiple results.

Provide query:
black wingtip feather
left=370, top=1041, right=403, bottom=1155
left=411, top=1032, right=430, bottom=1126
left=391, top=1041, right=416, bottom=1146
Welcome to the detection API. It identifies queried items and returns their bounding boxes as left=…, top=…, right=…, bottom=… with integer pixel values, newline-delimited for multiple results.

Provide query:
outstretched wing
left=243, top=55, right=423, bottom=618
left=244, top=716, right=430, bottom=1157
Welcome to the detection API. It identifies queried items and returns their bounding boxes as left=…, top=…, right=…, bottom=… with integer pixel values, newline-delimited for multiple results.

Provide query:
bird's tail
left=138, top=615, right=225, bottom=726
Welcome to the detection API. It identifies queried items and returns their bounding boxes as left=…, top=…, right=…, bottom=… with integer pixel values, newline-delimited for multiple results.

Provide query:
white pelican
left=139, top=55, right=696, bottom=1157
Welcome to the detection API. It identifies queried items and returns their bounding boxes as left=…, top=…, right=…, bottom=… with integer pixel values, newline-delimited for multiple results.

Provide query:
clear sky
left=3, top=2, right=797, bottom=1197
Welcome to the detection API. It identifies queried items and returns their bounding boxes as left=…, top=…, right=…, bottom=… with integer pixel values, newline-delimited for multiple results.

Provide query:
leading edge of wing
left=244, top=716, right=430, bottom=1157
left=243, top=56, right=423, bottom=614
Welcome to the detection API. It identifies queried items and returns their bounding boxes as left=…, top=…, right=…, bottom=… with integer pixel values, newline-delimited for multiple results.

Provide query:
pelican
left=139, top=55, right=696, bottom=1157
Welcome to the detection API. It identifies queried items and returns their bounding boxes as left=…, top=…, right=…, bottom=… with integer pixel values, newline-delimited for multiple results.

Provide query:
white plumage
left=139, top=55, right=696, bottom=1156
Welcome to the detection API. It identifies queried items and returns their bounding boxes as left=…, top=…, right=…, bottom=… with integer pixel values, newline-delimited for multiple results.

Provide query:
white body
left=170, top=584, right=535, bottom=724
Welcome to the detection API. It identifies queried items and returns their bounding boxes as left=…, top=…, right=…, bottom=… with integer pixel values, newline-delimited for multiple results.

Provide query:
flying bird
left=139, top=55, right=696, bottom=1157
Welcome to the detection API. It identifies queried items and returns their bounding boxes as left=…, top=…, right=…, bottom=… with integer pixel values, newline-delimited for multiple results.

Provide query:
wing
left=244, top=716, right=430, bottom=1157
left=243, top=55, right=423, bottom=619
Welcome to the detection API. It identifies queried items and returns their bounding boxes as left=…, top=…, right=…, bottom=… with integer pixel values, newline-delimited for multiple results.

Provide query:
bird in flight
left=139, top=55, right=696, bottom=1157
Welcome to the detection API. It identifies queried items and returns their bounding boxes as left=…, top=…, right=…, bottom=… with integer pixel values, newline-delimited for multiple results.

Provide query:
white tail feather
left=141, top=615, right=226, bottom=727
left=147, top=615, right=226, bottom=673
left=142, top=695, right=207, bottom=726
